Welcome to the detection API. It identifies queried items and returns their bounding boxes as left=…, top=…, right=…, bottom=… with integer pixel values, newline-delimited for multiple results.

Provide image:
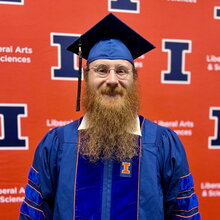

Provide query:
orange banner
left=0, top=0, right=220, bottom=219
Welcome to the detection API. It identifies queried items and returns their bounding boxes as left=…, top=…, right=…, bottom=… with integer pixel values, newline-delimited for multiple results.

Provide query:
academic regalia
left=19, top=116, right=200, bottom=220
left=20, top=13, right=200, bottom=219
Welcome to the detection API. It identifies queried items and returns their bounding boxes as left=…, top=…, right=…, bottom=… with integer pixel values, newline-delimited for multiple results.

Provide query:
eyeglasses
left=89, top=64, right=132, bottom=79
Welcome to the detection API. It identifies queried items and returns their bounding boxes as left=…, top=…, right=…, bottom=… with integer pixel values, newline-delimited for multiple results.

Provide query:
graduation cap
left=67, top=13, right=155, bottom=111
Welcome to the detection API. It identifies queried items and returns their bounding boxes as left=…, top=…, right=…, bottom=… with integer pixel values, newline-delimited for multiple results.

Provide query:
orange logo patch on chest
left=120, top=161, right=132, bottom=177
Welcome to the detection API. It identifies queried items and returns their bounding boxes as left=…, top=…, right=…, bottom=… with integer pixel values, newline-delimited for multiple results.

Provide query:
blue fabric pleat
left=101, top=160, right=113, bottom=220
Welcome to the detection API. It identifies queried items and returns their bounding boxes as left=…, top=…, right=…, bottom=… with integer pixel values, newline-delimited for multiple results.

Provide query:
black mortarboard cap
left=67, top=13, right=155, bottom=62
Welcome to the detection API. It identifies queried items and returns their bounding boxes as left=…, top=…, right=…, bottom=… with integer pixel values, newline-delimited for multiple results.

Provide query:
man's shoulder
left=56, top=118, right=81, bottom=131
left=54, top=118, right=81, bottom=144
left=141, top=116, right=160, bottom=132
left=140, top=116, right=177, bottom=144
left=141, top=116, right=173, bottom=132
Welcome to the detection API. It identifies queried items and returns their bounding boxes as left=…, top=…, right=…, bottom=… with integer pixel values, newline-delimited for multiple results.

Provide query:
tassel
left=76, top=38, right=82, bottom=111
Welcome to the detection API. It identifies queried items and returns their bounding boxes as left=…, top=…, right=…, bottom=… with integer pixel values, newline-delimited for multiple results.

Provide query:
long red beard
left=80, top=82, right=140, bottom=162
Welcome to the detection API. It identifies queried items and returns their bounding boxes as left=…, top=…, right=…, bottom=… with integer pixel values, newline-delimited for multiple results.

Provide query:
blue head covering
left=87, top=38, right=133, bottom=64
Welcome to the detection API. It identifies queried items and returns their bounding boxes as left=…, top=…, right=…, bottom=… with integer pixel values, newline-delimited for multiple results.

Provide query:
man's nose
left=105, top=70, right=119, bottom=86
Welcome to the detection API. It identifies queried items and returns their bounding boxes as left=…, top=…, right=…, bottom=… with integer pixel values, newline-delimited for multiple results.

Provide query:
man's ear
left=83, top=67, right=89, bottom=82
left=132, top=66, right=138, bottom=80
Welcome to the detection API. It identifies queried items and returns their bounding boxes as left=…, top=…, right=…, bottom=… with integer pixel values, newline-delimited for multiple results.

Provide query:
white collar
left=78, top=114, right=142, bottom=136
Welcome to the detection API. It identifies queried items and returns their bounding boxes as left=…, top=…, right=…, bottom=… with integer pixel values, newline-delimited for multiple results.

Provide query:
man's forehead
left=89, top=59, right=133, bottom=67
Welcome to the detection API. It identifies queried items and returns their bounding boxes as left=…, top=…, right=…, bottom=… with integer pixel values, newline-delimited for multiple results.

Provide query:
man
left=20, top=14, right=200, bottom=220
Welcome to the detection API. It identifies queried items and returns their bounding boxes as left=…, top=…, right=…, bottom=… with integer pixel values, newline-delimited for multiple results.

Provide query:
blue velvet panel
left=20, top=201, right=45, bottom=220
left=179, top=173, right=194, bottom=192
left=25, top=184, right=43, bottom=206
left=110, top=157, right=139, bottom=220
left=28, top=167, right=40, bottom=186
left=175, top=193, right=199, bottom=211
left=75, top=156, right=103, bottom=219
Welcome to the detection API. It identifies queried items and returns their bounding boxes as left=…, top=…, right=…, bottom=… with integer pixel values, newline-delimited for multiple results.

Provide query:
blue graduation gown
left=19, top=116, right=201, bottom=220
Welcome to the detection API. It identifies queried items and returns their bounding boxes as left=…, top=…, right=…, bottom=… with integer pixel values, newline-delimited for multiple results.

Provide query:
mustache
left=99, top=87, right=125, bottom=96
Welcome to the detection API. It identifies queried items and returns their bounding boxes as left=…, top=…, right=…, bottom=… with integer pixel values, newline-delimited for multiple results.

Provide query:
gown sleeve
left=157, top=127, right=201, bottom=220
left=19, top=128, right=60, bottom=220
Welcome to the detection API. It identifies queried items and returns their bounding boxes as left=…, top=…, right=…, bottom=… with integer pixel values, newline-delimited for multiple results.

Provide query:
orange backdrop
left=0, top=0, right=220, bottom=219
